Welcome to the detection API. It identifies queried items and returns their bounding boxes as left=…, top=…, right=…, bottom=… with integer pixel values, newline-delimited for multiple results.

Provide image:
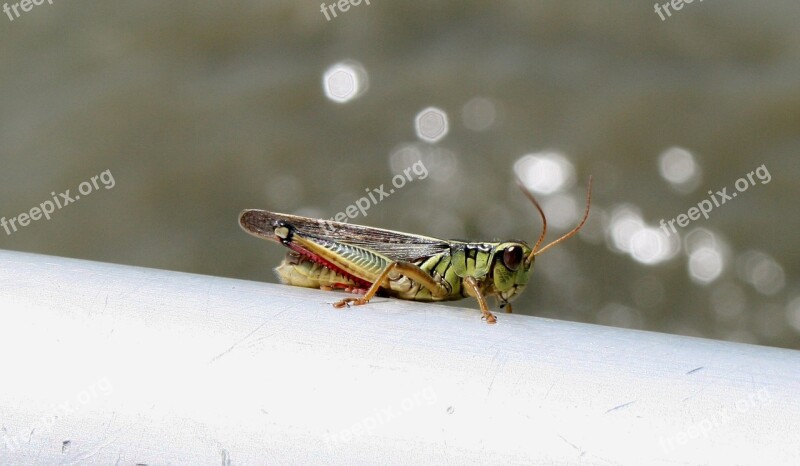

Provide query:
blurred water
left=1, top=0, right=798, bottom=348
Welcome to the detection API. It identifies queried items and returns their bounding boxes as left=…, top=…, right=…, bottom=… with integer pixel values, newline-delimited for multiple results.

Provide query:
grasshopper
left=239, top=176, right=592, bottom=324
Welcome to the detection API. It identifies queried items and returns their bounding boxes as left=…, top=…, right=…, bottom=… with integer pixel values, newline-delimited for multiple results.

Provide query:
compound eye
left=503, top=246, right=523, bottom=271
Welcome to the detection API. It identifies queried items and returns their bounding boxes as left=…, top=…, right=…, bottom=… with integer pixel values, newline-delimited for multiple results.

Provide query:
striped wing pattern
left=239, top=210, right=454, bottom=262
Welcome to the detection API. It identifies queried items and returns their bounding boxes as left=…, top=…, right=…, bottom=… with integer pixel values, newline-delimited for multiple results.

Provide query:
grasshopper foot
left=482, top=312, right=497, bottom=324
left=333, top=297, right=370, bottom=308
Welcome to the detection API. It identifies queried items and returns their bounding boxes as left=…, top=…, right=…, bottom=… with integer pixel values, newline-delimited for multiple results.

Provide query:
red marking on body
left=285, top=242, right=373, bottom=289
left=329, top=283, right=368, bottom=294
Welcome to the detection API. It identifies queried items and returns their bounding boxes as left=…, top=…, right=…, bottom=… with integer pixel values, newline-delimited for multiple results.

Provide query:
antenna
left=516, top=175, right=593, bottom=264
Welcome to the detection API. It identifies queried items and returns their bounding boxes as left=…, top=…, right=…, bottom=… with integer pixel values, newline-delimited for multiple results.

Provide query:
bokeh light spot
left=786, top=296, right=800, bottom=333
left=606, top=205, right=678, bottom=265
left=630, top=227, right=669, bottom=265
left=736, top=250, right=785, bottom=296
left=658, top=147, right=701, bottom=193
left=514, top=151, right=575, bottom=195
left=541, top=194, right=578, bottom=230
left=688, top=246, right=724, bottom=284
left=462, top=97, right=497, bottom=131
left=414, top=107, right=449, bottom=143
left=322, top=61, right=368, bottom=103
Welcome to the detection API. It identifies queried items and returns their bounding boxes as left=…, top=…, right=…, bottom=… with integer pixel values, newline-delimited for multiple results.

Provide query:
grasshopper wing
left=239, top=210, right=454, bottom=262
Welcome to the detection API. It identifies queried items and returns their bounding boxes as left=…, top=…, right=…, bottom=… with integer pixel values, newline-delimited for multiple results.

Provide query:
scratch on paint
left=60, top=435, right=118, bottom=465
left=557, top=435, right=586, bottom=457
left=209, top=318, right=272, bottom=363
left=605, top=400, right=636, bottom=413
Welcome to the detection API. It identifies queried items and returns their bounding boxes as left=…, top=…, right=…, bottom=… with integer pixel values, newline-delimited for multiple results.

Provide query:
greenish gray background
left=1, top=1, right=798, bottom=348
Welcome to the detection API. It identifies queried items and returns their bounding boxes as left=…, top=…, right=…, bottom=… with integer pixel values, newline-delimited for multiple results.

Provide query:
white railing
left=0, top=249, right=798, bottom=465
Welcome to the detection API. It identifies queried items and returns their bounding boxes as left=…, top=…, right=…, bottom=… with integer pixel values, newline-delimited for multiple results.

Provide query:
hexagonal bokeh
left=414, top=107, right=449, bottom=143
left=322, top=61, right=368, bottom=103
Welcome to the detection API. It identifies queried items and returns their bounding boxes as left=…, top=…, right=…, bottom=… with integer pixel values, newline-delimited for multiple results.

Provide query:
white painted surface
left=0, top=249, right=798, bottom=465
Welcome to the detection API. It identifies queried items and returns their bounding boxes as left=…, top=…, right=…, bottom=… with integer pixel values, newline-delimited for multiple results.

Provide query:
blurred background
left=1, top=1, right=798, bottom=349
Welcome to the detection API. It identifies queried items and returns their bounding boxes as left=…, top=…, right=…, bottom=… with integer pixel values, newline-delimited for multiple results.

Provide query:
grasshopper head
left=490, top=241, right=535, bottom=304
left=490, top=175, right=593, bottom=307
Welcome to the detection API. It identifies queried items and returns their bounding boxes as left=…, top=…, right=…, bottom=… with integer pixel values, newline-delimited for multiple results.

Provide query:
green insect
left=239, top=176, right=592, bottom=324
